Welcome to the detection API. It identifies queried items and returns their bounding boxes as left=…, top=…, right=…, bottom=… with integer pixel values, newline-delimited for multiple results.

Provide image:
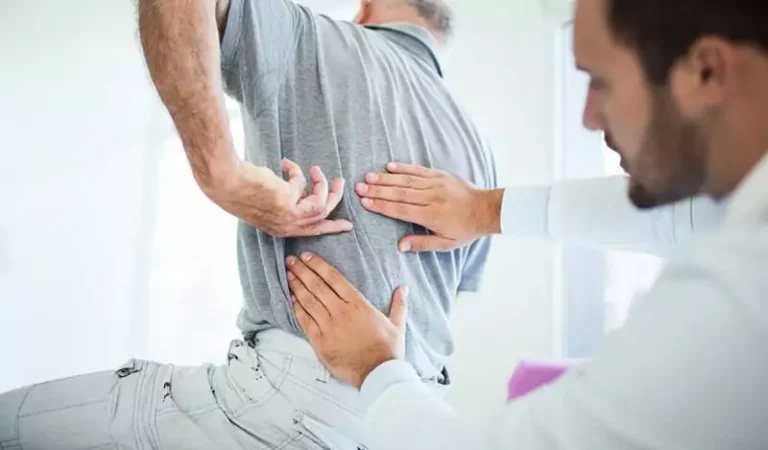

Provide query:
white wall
left=443, top=0, right=561, bottom=419
left=0, top=0, right=161, bottom=391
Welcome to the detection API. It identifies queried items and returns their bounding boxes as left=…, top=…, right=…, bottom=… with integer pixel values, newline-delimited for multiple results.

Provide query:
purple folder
left=507, top=360, right=573, bottom=401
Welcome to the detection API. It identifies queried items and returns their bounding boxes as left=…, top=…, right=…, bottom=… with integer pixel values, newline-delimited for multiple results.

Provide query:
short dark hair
left=407, top=0, right=454, bottom=37
left=607, top=0, right=768, bottom=84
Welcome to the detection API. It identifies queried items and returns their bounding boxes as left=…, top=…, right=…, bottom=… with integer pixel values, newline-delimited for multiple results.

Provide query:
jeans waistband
left=251, top=328, right=319, bottom=361
left=249, top=328, right=449, bottom=397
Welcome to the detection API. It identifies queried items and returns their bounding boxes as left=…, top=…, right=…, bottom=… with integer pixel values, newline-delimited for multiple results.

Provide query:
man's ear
left=353, top=0, right=372, bottom=24
left=674, top=37, right=732, bottom=117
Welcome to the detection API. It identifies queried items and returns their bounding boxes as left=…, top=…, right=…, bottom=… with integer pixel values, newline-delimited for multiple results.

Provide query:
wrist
left=357, top=357, right=397, bottom=389
left=473, top=188, right=503, bottom=237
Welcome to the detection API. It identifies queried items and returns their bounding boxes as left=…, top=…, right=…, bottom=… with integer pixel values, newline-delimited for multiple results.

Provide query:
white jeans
left=0, top=330, right=373, bottom=450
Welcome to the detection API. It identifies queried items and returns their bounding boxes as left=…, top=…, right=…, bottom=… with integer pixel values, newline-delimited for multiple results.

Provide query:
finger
left=384, top=163, right=443, bottom=178
left=299, top=252, right=363, bottom=305
left=286, top=260, right=332, bottom=327
left=398, top=235, right=460, bottom=253
left=355, top=183, right=431, bottom=205
left=325, top=177, right=346, bottom=214
left=281, top=158, right=307, bottom=195
left=389, top=286, right=409, bottom=333
left=308, top=166, right=329, bottom=206
left=288, top=255, right=346, bottom=314
left=359, top=198, right=426, bottom=225
left=295, top=196, right=326, bottom=218
left=363, top=172, right=435, bottom=190
left=293, top=298, right=322, bottom=338
left=293, top=166, right=330, bottom=218
left=291, top=219, right=354, bottom=236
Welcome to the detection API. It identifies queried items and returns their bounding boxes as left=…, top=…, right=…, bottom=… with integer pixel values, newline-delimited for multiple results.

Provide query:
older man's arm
left=356, top=165, right=724, bottom=257
left=137, top=0, right=351, bottom=237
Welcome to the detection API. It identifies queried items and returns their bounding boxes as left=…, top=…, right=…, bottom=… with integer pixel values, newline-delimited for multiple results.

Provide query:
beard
left=627, top=90, right=708, bottom=209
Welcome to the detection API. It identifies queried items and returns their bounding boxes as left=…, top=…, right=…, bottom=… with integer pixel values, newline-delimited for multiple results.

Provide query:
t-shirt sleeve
left=219, top=0, right=312, bottom=107
left=457, top=236, right=493, bottom=293
left=458, top=139, right=498, bottom=293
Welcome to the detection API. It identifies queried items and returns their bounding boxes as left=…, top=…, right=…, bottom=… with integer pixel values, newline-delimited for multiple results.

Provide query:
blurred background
left=0, top=0, right=661, bottom=421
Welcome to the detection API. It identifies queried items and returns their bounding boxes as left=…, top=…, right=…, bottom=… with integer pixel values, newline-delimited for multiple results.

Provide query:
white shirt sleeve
left=500, top=176, right=725, bottom=257
left=362, top=223, right=768, bottom=450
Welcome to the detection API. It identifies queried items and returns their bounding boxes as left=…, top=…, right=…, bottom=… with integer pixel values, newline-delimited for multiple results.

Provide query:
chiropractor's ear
left=353, top=0, right=373, bottom=24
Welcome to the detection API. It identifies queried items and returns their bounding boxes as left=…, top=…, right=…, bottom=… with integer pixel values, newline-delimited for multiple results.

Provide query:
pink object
left=507, top=360, right=572, bottom=401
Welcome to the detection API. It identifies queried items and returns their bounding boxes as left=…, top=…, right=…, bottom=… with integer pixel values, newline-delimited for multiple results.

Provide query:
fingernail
left=287, top=271, right=296, bottom=280
left=402, top=286, right=409, bottom=298
left=286, top=256, right=296, bottom=266
left=301, top=252, right=313, bottom=262
left=343, top=222, right=354, bottom=231
left=399, top=241, right=411, bottom=252
left=366, top=173, right=379, bottom=182
left=387, top=163, right=397, bottom=171
left=356, top=183, right=368, bottom=193
left=361, top=198, right=373, bottom=207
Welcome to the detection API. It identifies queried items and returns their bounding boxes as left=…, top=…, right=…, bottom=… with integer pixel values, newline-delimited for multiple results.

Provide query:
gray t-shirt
left=221, top=0, right=497, bottom=382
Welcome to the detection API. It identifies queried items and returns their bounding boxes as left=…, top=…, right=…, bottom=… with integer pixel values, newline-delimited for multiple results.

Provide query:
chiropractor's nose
left=582, top=87, right=606, bottom=132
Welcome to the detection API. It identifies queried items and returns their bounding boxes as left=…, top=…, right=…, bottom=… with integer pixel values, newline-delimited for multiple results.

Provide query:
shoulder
left=661, top=221, right=768, bottom=307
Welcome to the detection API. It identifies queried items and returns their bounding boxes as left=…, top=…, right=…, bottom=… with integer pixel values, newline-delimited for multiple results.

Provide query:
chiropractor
left=283, top=0, right=768, bottom=448
left=354, top=131, right=724, bottom=258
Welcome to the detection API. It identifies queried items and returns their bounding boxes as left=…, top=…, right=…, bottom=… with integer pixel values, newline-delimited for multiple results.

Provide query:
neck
left=360, top=4, right=441, bottom=42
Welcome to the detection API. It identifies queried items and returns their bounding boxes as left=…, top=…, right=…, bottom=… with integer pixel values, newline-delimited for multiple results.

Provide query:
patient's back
left=221, top=0, right=496, bottom=381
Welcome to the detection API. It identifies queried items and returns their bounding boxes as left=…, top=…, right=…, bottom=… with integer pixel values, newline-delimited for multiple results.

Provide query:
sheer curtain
left=147, top=112, right=245, bottom=365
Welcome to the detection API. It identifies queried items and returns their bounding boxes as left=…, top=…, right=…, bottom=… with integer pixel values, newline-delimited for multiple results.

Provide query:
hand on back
left=203, top=158, right=352, bottom=237
left=355, top=163, right=502, bottom=252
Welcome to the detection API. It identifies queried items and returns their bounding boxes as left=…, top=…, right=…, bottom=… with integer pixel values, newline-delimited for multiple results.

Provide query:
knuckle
left=307, top=278, right=324, bottom=293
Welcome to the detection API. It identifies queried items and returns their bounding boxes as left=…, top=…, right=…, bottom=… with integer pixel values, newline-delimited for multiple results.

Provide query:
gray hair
left=407, top=0, right=454, bottom=37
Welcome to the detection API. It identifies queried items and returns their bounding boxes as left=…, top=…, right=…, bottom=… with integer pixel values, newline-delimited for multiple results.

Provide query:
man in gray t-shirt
left=0, top=1, right=498, bottom=448
left=220, top=0, right=497, bottom=383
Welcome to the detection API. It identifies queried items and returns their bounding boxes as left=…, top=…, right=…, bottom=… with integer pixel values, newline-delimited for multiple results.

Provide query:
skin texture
left=355, top=163, right=503, bottom=252
left=287, top=0, right=768, bottom=389
left=353, top=0, right=450, bottom=43
left=137, top=0, right=350, bottom=237
left=286, top=253, right=407, bottom=389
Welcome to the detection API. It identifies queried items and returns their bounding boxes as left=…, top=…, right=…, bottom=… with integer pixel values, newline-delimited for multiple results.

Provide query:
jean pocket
left=217, top=348, right=293, bottom=418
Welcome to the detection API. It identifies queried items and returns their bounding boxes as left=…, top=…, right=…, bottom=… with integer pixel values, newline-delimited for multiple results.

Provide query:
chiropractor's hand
left=356, top=163, right=504, bottom=252
left=286, top=253, right=408, bottom=389
left=203, top=158, right=352, bottom=237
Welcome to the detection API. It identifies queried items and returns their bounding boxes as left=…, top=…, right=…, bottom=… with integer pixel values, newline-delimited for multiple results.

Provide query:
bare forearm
left=138, top=0, right=236, bottom=188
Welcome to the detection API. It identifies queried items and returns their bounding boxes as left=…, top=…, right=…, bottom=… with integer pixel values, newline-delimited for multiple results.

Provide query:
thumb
left=388, top=286, right=408, bottom=332
left=399, top=235, right=460, bottom=253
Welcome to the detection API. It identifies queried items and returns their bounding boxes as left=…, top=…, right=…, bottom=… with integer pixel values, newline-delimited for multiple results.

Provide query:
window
left=554, top=22, right=663, bottom=358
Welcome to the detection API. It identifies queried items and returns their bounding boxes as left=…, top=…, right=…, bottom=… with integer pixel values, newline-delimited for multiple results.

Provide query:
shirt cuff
left=360, top=360, right=422, bottom=410
left=500, top=185, right=552, bottom=238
